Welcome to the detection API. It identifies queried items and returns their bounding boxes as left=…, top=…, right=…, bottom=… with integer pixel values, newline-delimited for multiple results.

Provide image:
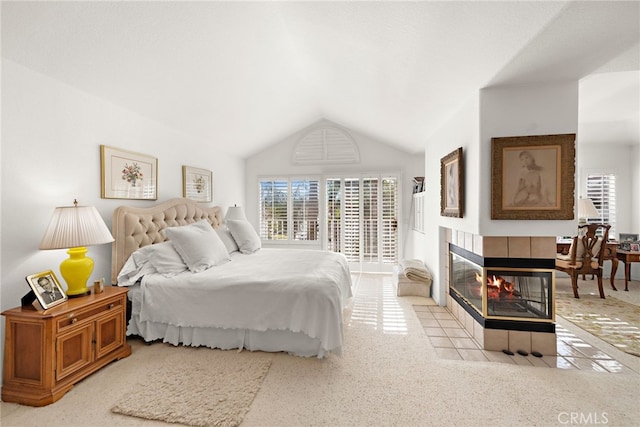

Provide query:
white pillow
left=117, top=250, right=158, bottom=287
left=226, top=219, right=261, bottom=254
left=145, top=242, right=188, bottom=277
left=216, top=228, right=240, bottom=253
left=164, top=220, right=231, bottom=272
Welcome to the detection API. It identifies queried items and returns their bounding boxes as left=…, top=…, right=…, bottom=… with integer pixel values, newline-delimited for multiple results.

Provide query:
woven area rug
left=556, top=291, right=640, bottom=357
left=111, top=349, right=272, bottom=427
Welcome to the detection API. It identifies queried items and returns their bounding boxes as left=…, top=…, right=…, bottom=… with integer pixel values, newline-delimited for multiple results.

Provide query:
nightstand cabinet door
left=2, top=286, right=131, bottom=406
left=95, top=309, right=124, bottom=359
left=56, top=322, right=93, bottom=381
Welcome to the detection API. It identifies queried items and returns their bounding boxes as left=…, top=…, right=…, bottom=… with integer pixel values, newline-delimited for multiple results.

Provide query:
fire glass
left=450, top=251, right=553, bottom=321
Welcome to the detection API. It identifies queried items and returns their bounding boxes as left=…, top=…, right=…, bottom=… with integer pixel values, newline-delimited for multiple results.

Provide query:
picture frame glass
left=502, top=146, right=560, bottom=210
left=25, top=270, right=67, bottom=309
left=440, top=147, right=463, bottom=218
left=101, top=145, right=158, bottom=200
left=491, top=134, right=575, bottom=220
left=183, top=166, right=213, bottom=202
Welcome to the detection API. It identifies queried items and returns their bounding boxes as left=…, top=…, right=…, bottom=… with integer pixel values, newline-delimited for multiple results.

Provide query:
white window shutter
left=586, top=173, right=616, bottom=238
left=293, top=127, right=360, bottom=165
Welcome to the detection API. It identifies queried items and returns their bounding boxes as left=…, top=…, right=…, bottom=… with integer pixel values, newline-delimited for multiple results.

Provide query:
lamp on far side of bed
left=225, top=205, right=247, bottom=222
left=39, top=199, right=114, bottom=298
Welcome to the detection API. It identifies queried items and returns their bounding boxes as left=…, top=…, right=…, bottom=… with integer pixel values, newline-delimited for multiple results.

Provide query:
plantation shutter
left=259, top=179, right=288, bottom=240
left=291, top=179, right=320, bottom=241
left=325, top=174, right=399, bottom=267
left=326, top=179, right=342, bottom=252
left=381, top=177, right=399, bottom=264
left=343, top=178, right=361, bottom=262
left=586, top=173, right=616, bottom=238
left=362, top=177, right=379, bottom=263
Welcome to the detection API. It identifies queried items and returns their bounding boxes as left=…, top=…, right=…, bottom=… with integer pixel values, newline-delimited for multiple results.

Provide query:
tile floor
left=413, top=304, right=637, bottom=373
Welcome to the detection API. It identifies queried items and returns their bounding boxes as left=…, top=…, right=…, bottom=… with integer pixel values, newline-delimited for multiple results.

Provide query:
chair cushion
left=556, top=258, right=583, bottom=269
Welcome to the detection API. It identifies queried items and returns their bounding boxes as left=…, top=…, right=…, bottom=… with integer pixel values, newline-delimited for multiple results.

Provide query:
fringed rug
left=111, top=349, right=272, bottom=427
left=556, top=291, right=640, bottom=357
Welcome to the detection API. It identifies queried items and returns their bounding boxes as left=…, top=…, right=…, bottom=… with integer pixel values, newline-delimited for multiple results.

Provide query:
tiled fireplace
left=445, top=231, right=558, bottom=355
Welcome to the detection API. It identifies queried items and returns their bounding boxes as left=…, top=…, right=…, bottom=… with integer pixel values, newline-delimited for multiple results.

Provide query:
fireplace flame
left=474, top=272, right=518, bottom=300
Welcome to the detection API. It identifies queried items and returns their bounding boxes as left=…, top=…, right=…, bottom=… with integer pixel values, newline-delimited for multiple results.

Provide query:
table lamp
left=39, top=200, right=114, bottom=297
left=225, top=205, right=247, bottom=221
left=577, top=197, right=599, bottom=227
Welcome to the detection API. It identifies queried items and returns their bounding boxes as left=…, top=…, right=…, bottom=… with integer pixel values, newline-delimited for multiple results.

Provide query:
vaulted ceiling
left=2, top=1, right=638, bottom=157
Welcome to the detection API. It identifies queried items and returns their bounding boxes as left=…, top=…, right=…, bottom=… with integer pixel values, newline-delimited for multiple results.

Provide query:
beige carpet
left=556, top=291, right=640, bottom=357
left=111, top=348, right=271, bottom=427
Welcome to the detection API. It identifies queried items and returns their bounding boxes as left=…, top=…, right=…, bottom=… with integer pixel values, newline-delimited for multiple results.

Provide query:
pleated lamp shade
left=577, top=198, right=599, bottom=221
left=39, top=201, right=114, bottom=297
left=39, top=203, right=114, bottom=250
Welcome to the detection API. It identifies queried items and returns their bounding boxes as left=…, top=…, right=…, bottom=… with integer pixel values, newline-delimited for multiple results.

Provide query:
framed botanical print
left=491, top=134, right=575, bottom=220
left=182, top=166, right=213, bottom=203
left=440, top=147, right=464, bottom=218
left=101, top=145, right=158, bottom=200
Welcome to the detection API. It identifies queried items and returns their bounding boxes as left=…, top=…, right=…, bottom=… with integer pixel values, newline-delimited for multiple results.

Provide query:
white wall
left=423, top=93, right=481, bottom=305
left=478, top=81, right=580, bottom=237
left=423, top=81, right=580, bottom=305
left=633, top=145, right=640, bottom=234
left=1, top=60, right=245, bottom=378
left=245, top=119, right=424, bottom=261
left=580, top=144, right=638, bottom=280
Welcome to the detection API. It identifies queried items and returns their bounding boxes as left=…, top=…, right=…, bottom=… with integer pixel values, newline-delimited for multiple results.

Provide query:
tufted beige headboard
left=111, top=198, right=223, bottom=284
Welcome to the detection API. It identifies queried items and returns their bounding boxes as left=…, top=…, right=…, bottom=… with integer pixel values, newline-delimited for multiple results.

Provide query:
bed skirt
left=126, top=284, right=336, bottom=358
left=127, top=315, right=332, bottom=358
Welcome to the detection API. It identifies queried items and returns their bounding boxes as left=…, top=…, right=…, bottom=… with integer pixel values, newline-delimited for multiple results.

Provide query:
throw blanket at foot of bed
left=393, top=259, right=432, bottom=297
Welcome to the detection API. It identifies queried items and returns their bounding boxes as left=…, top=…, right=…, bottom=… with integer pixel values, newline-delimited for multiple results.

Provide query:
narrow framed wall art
left=440, top=147, right=464, bottom=218
left=182, top=165, right=213, bottom=203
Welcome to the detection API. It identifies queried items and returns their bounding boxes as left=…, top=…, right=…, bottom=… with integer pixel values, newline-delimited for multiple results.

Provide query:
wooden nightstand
left=2, top=286, right=131, bottom=406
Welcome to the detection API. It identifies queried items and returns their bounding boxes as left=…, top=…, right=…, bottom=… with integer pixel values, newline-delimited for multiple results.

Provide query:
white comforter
left=135, top=248, right=352, bottom=355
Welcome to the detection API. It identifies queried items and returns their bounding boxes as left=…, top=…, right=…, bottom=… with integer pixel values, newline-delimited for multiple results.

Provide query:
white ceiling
left=2, top=1, right=639, bottom=157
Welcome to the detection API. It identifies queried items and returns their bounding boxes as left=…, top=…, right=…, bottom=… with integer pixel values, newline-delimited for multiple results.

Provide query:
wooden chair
left=555, top=223, right=611, bottom=299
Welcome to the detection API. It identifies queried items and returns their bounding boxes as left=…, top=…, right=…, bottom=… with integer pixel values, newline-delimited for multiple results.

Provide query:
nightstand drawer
left=57, top=298, right=123, bottom=331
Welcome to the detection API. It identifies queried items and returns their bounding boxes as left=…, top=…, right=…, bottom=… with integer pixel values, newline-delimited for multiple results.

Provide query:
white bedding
left=126, top=248, right=352, bottom=357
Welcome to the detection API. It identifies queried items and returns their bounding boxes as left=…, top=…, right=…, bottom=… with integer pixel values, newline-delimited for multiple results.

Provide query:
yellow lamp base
left=59, top=247, right=94, bottom=297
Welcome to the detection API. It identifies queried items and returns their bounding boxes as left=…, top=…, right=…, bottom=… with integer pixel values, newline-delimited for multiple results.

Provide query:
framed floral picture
left=101, top=145, right=158, bottom=200
left=491, top=134, right=575, bottom=220
left=182, top=165, right=213, bottom=203
left=440, top=147, right=464, bottom=218
left=25, top=270, right=67, bottom=310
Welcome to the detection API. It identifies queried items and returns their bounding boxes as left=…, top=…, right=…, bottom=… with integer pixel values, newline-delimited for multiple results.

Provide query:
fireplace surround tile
left=507, top=236, right=531, bottom=257
left=508, top=330, right=532, bottom=353
left=464, top=232, right=473, bottom=251
left=531, top=237, right=557, bottom=258
left=484, top=329, right=509, bottom=352
left=482, top=237, right=508, bottom=257
left=473, top=235, right=484, bottom=256
left=532, top=331, right=558, bottom=355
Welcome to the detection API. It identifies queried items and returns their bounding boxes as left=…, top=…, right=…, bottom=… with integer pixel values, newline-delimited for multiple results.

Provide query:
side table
left=2, top=286, right=131, bottom=406
left=616, top=250, right=640, bottom=291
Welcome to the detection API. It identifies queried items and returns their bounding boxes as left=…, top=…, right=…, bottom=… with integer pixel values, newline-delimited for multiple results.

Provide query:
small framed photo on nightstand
left=25, top=270, right=67, bottom=309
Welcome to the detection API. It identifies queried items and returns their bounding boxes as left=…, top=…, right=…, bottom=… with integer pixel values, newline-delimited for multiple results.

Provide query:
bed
left=111, top=198, right=352, bottom=358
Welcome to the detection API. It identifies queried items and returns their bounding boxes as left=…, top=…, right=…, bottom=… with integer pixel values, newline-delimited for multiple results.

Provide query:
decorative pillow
left=144, top=242, right=188, bottom=277
left=226, top=219, right=261, bottom=254
left=216, top=228, right=240, bottom=253
left=164, top=220, right=231, bottom=272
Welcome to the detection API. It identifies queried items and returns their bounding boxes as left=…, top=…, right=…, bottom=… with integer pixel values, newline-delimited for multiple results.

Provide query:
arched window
left=293, top=126, right=359, bottom=165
